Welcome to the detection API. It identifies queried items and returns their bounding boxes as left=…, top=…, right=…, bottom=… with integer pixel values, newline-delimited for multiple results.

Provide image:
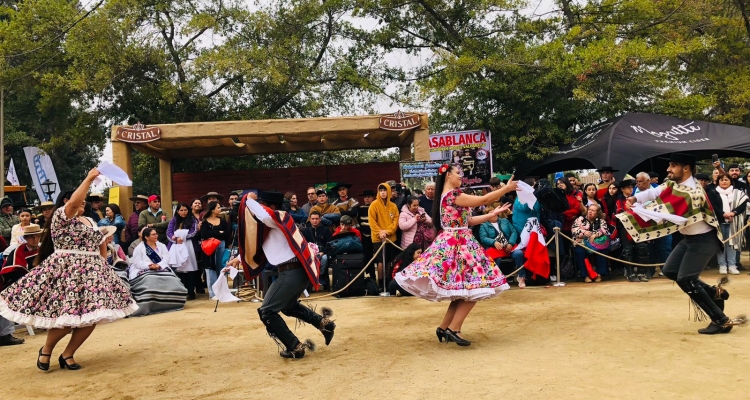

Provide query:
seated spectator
left=398, top=195, right=433, bottom=249
left=309, top=189, right=341, bottom=226
left=32, top=201, right=55, bottom=228
left=572, top=204, right=610, bottom=283
left=129, top=228, right=170, bottom=279
left=302, top=211, right=333, bottom=288
left=282, top=191, right=307, bottom=225
left=333, top=215, right=361, bottom=240
left=615, top=179, right=649, bottom=282
left=478, top=205, right=527, bottom=287
left=388, top=243, right=423, bottom=296
left=9, top=208, right=32, bottom=248
left=97, top=203, right=126, bottom=245
left=0, top=224, right=42, bottom=346
left=127, top=228, right=187, bottom=316
left=556, top=178, right=585, bottom=238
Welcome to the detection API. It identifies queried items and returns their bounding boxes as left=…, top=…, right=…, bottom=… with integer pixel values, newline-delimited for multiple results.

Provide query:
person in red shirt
left=332, top=215, right=361, bottom=240
left=555, top=178, right=586, bottom=234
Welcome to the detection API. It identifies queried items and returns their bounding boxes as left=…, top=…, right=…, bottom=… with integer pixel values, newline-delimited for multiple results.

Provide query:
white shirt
left=129, top=242, right=171, bottom=280
left=633, top=176, right=713, bottom=236
left=490, top=222, right=500, bottom=233
left=244, top=198, right=296, bottom=265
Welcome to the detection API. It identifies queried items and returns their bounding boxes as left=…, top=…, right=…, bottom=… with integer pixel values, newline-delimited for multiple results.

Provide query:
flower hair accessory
left=438, top=164, right=450, bottom=174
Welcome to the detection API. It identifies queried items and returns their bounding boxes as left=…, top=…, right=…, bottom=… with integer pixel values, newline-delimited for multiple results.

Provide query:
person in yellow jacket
left=369, top=182, right=399, bottom=283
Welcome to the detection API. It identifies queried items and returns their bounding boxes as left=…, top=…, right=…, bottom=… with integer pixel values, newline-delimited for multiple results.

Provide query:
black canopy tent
left=516, top=113, right=750, bottom=180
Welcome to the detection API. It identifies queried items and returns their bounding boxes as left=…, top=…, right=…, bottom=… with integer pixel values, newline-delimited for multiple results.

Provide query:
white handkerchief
left=94, top=160, right=133, bottom=187
left=516, top=181, right=537, bottom=209
left=211, top=268, right=241, bottom=302
left=631, top=204, right=687, bottom=224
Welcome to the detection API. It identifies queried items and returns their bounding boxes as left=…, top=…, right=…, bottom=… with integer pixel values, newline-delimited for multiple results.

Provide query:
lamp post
left=40, top=179, right=56, bottom=202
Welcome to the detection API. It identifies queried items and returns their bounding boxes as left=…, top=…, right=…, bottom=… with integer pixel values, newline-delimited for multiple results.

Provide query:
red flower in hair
left=438, top=164, right=450, bottom=174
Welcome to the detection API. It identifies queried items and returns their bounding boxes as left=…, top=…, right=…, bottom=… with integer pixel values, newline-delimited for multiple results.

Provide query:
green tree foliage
left=356, top=0, right=750, bottom=171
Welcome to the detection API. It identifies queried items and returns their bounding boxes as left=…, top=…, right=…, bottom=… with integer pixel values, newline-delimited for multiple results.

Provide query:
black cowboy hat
left=596, top=166, right=619, bottom=173
left=259, top=190, right=284, bottom=206
left=361, top=189, right=376, bottom=197
left=331, top=182, right=352, bottom=191
left=695, top=173, right=711, bottom=181
left=618, top=179, right=636, bottom=189
left=669, top=153, right=696, bottom=166
left=315, top=189, right=327, bottom=196
left=86, top=192, right=105, bottom=202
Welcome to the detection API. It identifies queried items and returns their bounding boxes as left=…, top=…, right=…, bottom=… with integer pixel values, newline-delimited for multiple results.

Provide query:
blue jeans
left=716, top=223, right=736, bottom=267
left=510, top=249, right=527, bottom=278
left=575, top=247, right=608, bottom=277
left=319, top=254, right=330, bottom=285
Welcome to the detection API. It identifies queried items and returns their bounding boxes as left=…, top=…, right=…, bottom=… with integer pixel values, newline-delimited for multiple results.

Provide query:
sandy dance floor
left=1, top=270, right=749, bottom=400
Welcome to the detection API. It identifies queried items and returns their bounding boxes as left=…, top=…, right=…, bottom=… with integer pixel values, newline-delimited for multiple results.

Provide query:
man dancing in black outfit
left=228, top=190, right=335, bottom=358
left=622, top=154, right=746, bottom=334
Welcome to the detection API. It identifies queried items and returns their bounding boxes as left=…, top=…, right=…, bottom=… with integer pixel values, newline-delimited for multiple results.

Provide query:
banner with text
left=428, top=130, right=493, bottom=188
left=23, top=147, right=62, bottom=202
left=400, top=162, right=442, bottom=192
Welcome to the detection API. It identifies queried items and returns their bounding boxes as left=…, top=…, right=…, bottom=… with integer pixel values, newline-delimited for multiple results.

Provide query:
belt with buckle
left=277, top=262, right=301, bottom=272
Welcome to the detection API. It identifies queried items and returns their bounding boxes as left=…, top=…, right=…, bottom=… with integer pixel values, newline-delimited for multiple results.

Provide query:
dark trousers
left=257, top=267, right=324, bottom=351
left=574, top=247, right=608, bottom=277
left=177, top=271, right=197, bottom=298
left=663, top=231, right=728, bottom=324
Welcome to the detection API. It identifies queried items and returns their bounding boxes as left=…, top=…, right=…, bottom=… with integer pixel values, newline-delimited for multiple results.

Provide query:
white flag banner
left=6, top=158, right=19, bottom=186
left=23, top=147, right=61, bottom=202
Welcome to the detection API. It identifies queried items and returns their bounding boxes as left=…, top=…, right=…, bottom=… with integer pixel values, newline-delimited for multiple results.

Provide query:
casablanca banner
left=429, top=130, right=493, bottom=188
left=23, top=147, right=62, bottom=202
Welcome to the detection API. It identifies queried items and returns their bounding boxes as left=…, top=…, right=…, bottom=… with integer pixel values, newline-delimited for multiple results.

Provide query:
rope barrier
left=235, top=218, right=750, bottom=301
left=555, top=220, right=750, bottom=268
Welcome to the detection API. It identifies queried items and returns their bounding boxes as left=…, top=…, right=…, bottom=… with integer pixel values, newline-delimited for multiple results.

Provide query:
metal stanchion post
left=553, top=227, right=565, bottom=287
left=251, top=277, right=261, bottom=302
left=379, top=242, right=391, bottom=297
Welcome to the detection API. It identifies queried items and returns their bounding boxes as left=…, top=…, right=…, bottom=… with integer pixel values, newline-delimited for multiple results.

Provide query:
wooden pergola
left=111, top=113, right=430, bottom=217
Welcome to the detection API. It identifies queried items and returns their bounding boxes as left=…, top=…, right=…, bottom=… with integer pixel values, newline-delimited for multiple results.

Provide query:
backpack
left=324, top=232, right=363, bottom=257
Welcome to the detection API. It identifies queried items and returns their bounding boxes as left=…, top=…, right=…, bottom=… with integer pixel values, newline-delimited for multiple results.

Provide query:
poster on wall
left=429, top=130, right=493, bottom=188
left=400, top=161, right=442, bottom=191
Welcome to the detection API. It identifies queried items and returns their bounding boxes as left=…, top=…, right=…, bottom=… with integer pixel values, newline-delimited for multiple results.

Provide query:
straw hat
left=22, top=224, right=44, bottom=236
left=129, top=194, right=149, bottom=202
left=33, top=201, right=55, bottom=211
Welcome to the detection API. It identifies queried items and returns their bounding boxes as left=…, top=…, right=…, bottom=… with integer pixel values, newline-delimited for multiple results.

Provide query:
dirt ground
left=1, top=268, right=749, bottom=400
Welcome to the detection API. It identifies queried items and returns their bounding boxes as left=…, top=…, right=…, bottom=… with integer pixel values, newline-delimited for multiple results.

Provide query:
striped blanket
left=615, top=180, right=721, bottom=243
left=128, top=270, right=187, bottom=317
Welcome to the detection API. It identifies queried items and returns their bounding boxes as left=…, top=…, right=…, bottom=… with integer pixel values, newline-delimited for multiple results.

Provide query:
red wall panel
left=171, top=162, right=400, bottom=205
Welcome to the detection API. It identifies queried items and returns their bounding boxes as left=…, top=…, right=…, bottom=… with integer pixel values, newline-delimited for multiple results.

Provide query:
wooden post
left=111, top=138, right=133, bottom=219
left=159, top=158, right=173, bottom=218
left=413, top=123, right=430, bottom=161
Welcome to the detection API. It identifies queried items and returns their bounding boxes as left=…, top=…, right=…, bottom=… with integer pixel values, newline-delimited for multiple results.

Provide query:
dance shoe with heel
left=436, top=327, right=446, bottom=343
left=59, top=354, right=81, bottom=370
left=37, top=347, right=51, bottom=371
left=444, top=328, right=471, bottom=347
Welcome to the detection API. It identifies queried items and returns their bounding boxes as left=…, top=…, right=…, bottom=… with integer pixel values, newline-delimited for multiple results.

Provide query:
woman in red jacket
left=556, top=178, right=586, bottom=236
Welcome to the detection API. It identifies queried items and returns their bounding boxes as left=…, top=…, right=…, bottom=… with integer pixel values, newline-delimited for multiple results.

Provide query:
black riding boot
left=695, top=279, right=730, bottom=311
left=284, top=303, right=336, bottom=346
left=676, top=280, right=730, bottom=334
left=258, top=308, right=304, bottom=356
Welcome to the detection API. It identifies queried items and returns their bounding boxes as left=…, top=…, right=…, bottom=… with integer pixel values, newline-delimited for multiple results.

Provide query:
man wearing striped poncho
left=620, top=153, right=746, bottom=335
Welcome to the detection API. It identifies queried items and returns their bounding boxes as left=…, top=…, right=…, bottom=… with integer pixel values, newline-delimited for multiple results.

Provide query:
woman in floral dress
left=0, top=168, right=137, bottom=371
left=396, top=164, right=517, bottom=346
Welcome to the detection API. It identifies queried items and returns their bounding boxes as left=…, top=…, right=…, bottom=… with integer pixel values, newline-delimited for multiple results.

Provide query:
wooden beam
left=130, top=143, right=169, bottom=159
left=159, top=158, right=173, bottom=219
left=413, top=122, right=430, bottom=161
left=111, top=139, right=133, bottom=220
left=168, top=137, right=403, bottom=159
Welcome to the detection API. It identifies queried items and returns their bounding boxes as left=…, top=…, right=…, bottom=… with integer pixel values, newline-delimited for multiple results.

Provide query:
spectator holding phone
left=398, top=196, right=433, bottom=248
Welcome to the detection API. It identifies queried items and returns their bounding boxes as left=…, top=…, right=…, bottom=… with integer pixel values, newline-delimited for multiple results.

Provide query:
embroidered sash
left=615, top=181, right=720, bottom=243
left=238, top=195, right=320, bottom=289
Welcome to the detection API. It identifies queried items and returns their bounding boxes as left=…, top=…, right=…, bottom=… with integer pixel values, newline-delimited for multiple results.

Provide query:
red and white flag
left=517, top=218, right=550, bottom=279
